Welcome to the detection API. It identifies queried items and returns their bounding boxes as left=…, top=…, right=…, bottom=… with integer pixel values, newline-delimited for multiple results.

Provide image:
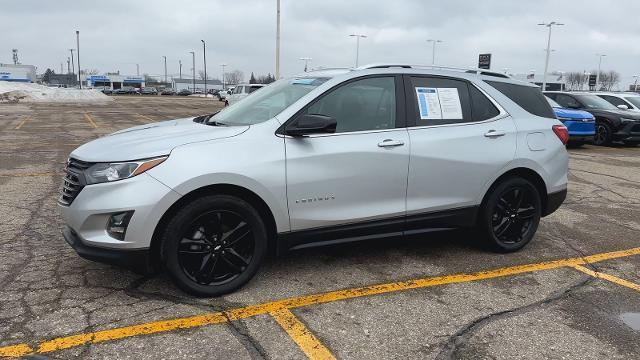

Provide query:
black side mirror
left=285, top=114, right=337, bottom=137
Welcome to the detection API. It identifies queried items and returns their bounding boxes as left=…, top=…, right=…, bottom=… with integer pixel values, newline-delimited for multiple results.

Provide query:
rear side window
left=486, top=81, right=555, bottom=119
left=407, top=76, right=472, bottom=126
left=469, top=85, right=500, bottom=121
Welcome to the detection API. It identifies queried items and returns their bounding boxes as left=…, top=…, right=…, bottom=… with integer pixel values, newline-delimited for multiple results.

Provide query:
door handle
left=484, top=130, right=506, bottom=138
left=378, top=139, right=405, bottom=148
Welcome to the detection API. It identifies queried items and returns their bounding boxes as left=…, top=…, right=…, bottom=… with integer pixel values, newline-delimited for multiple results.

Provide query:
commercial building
left=0, top=64, right=37, bottom=82
left=85, top=74, right=145, bottom=90
left=511, top=73, right=566, bottom=91
left=173, top=78, right=223, bottom=92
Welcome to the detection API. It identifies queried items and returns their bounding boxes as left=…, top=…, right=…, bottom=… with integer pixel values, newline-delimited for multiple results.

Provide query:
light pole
left=538, top=21, right=564, bottom=91
left=300, top=57, right=312, bottom=72
left=275, top=0, right=281, bottom=79
left=162, top=56, right=167, bottom=84
left=67, top=57, right=71, bottom=74
left=596, top=54, right=606, bottom=90
left=201, top=40, right=207, bottom=95
left=634, top=75, right=639, bottom=92
left=220, top=63, right=227, bottom=90
left=69, top=49, right=75, bottom=76
left=349, top=34, right=367, bottom=68
left=583, top=71, right=591, bottom=91
left=189, top=51, right=195, bottom=92
left=76, top=30, right=81, bottom=89
left=136, top=63, right=139, bottom=76
left=426, top=39, right=443, bottom=65
left=179, top=60, right=182, bottom=79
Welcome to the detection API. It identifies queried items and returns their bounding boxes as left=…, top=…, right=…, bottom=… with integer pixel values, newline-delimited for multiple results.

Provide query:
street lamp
left=69, top=49, right=75, bottom=76
left=275, top=0, right=281, bottom=79
left=220, top=63, right=227, bottom=90
left=76, top=30, right=81, bottom=89
left=426, top=39, right=443, bottom=65
left=162, top=56, right=167, bottom=84
left=634, top=75, right=640, bottom=92
left=596, top=54, right=607, bottom=90
left=300, top=57, right=312, bottom=72
left=349, top=34, right=367, bottom=68
left=136, top=63, right=139, bottom=76
left=179, top=60, right=182, bottom=79
left=201, top=40, right=207, bottom=95
left=538, top=21, right=564, bottom=91
left=189, top=51, right=196, bottom=92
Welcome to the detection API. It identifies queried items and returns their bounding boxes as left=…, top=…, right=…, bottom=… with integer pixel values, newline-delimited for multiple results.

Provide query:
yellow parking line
left=270, top=308, right=336, bottom=360
left=14, top=116, right=31, bottom=130
left=84, top=112, right=98, bottom=128
left=1, top=246, right=639, bottom=358
left=569, top=264, right=640, bottom=292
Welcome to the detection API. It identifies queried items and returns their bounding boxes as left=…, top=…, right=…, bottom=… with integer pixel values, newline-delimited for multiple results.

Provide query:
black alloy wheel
left=480, top=177, right=541, bottom=252
left=162, top=195, right=267, bottom=296
left=178, top=210, right=254, bottom=286
left=594, top=122, right=612, bottom=146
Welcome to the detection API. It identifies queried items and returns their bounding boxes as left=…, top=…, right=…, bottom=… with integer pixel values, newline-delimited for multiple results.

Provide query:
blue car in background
left=546, top=96, right=595, bottom=146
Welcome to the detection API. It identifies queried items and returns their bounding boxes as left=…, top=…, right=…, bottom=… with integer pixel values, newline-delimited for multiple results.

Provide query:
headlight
left=84, top=156, right=167, bottom=185
left=620, top=118, right=638, bottom=123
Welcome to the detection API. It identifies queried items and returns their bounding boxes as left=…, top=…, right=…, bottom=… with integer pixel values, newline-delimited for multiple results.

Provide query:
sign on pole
left=588, top=75, right=597, bottom=87
left=478, top=54, right=492, bottom=70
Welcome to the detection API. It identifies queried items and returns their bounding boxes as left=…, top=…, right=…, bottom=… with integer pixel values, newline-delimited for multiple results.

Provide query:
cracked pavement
left=1, top=96, right=639, bottom=359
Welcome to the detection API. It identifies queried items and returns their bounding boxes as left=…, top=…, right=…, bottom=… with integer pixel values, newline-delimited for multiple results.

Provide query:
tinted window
left=573, top=94, right=617, bottom=110
left=599, top=95, right=628, bottom=108
left=305, top=77, right=396, bottom=133
left=469, top=85, right=500, bottom=121
left=248, top=86, right=262, bottom=93
left=554, top=94, right=581, bottom=109
left=624, top=96, right=640, bottom=109
left=486, top=81, right=555, bottom=118
left=408, top=76, right=472, bottom=126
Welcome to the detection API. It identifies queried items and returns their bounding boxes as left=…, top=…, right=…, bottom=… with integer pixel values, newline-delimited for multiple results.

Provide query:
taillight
left=552, top=125, right=569, bottom=145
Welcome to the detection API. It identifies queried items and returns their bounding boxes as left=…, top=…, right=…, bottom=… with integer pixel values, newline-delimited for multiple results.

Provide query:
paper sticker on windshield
left=415, top=87, right=463, bottom=120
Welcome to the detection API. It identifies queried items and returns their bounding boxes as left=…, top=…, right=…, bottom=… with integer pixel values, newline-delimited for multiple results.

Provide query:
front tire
left=623, top=141, right=639, bottom=147
left=479, top=177, right=542, bottom=253
left=594, top=122, right=613, bottom=146
left=161, top=195, right=267, bottom=296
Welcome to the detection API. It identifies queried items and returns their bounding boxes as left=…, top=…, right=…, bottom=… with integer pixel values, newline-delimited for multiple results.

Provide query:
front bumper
left=58, top=172, right=181, bottom=250
left=613, top=122, right=640, bottom=142
left=63, top=226, right=152, bottom=273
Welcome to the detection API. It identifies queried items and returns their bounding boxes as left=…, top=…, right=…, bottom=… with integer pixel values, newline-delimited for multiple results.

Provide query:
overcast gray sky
left=2, top=0, right=640, bottom=86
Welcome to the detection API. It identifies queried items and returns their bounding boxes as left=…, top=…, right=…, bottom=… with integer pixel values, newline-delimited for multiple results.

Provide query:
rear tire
left=594, top=122, right=613, bottom=146
left=478, top=177, right=542, bottom=253
left=161, top=195, right=267, bottom=297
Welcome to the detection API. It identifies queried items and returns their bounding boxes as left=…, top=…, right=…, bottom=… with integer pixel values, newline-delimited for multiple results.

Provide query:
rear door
left=403, top=75, right=517, bottom=231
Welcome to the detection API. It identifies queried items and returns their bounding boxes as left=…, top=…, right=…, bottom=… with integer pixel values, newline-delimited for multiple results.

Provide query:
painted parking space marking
left=1, top=246, right=639, bottom=358
left=570, top=264, right=640, bottom=292
left=14, top=116, right=32, bottom=130
left=270, top=308, right=336, bottom=360
left=84, top=112, right=98, bottom=128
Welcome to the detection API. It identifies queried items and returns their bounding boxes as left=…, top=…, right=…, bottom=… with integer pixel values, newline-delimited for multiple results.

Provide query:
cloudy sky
left=2, top=0, right=640, bottom=87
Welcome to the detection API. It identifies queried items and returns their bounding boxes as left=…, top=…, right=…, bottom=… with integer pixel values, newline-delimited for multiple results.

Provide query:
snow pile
left=0, top=81, right=113, bottom=103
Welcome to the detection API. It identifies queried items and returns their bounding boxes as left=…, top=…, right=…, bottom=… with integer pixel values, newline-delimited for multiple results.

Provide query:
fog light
left=107, top=211, right=134, bottom=240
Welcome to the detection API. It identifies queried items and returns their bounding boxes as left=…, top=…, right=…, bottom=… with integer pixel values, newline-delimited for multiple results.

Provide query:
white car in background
left=217, top=87, right=234, bottom=101
left=225, top=84, right=266, bottom=106
left=594, top=92, right=640, bottom=112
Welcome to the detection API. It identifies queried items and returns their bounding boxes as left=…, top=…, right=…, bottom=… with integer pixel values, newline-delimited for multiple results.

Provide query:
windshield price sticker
left=415, top=87, right=463, bottom=120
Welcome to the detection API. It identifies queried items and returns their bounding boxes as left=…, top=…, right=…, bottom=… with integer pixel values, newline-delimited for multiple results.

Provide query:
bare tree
left=225, top=70, right=244, bottom=85
left=566, top=72, right=583, bottom=91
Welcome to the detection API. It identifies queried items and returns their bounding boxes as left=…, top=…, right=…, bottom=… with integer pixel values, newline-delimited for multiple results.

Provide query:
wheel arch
left=478, top=167, right=549, bottom=221
left=149, top=184, right=279, bottom=270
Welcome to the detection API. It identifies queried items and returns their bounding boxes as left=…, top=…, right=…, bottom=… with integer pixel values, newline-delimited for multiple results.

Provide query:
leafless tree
left=225, top=70, right=244, bottom=85
left=565, top=72, right=583, bottom=91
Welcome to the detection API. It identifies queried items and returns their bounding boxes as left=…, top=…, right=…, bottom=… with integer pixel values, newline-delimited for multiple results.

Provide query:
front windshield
left=546, top=96, right=561, bottom=108
left=207, top=77, right=329, bottom=126
left=624, top=96, right=640, bottom=108
left=574, top=94, right=617, bottom=110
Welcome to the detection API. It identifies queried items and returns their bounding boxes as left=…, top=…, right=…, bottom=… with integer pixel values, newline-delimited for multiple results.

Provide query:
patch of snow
left=0, top=81, right=113, bottom=104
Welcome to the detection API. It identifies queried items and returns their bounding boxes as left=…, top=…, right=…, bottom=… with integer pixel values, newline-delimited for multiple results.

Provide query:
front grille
left=58, top=158, right=92, bottom=206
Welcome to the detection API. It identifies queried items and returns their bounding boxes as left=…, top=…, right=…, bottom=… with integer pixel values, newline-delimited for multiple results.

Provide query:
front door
left=285, top=76, right=410, bottom=236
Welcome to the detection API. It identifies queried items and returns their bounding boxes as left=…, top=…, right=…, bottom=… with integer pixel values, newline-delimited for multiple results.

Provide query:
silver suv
left=59, top=64, right=569, bottom=296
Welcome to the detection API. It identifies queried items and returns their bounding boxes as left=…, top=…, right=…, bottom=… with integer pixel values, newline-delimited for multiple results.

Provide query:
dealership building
left=0, top=63, right=37, bottom=82
left=172, top=78, right=223, bottom=92
left=85, top=74, right=145, bottom=90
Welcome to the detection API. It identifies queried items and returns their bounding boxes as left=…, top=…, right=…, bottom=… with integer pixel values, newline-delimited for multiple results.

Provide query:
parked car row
left=544, top=91, right=640, bottom=146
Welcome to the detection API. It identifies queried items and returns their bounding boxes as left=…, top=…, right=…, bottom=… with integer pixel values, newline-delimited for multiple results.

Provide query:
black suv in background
left=544, top=92, right=640, bottom=146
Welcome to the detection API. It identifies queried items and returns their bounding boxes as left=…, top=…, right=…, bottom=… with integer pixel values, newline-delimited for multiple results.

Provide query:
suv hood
left=71, top=117, right=248, bottom=162
left=553, top=107, right=594, bottom=120
left=583, top=108, right=640, bottom=120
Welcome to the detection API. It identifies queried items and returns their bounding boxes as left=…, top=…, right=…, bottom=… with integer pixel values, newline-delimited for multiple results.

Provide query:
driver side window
left=305, top=77, right=396, bottom=133
left=555, top=94, right=580, bottom=108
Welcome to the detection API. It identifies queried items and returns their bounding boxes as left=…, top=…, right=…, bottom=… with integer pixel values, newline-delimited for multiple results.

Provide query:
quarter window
left=469, top=85, right=500, bottom=121
left=305, top=77, right=396, bottom=133
left=486, top=81, right=556, bottom=119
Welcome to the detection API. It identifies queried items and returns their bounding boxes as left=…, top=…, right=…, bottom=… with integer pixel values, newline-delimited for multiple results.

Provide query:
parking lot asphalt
left=0, top=96, right=639, bottom=359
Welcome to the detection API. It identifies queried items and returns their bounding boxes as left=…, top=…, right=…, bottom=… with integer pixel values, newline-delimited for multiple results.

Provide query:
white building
left=0, top=64, right=37, bottom=82
left=85, top=74, right=145, bottom=90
